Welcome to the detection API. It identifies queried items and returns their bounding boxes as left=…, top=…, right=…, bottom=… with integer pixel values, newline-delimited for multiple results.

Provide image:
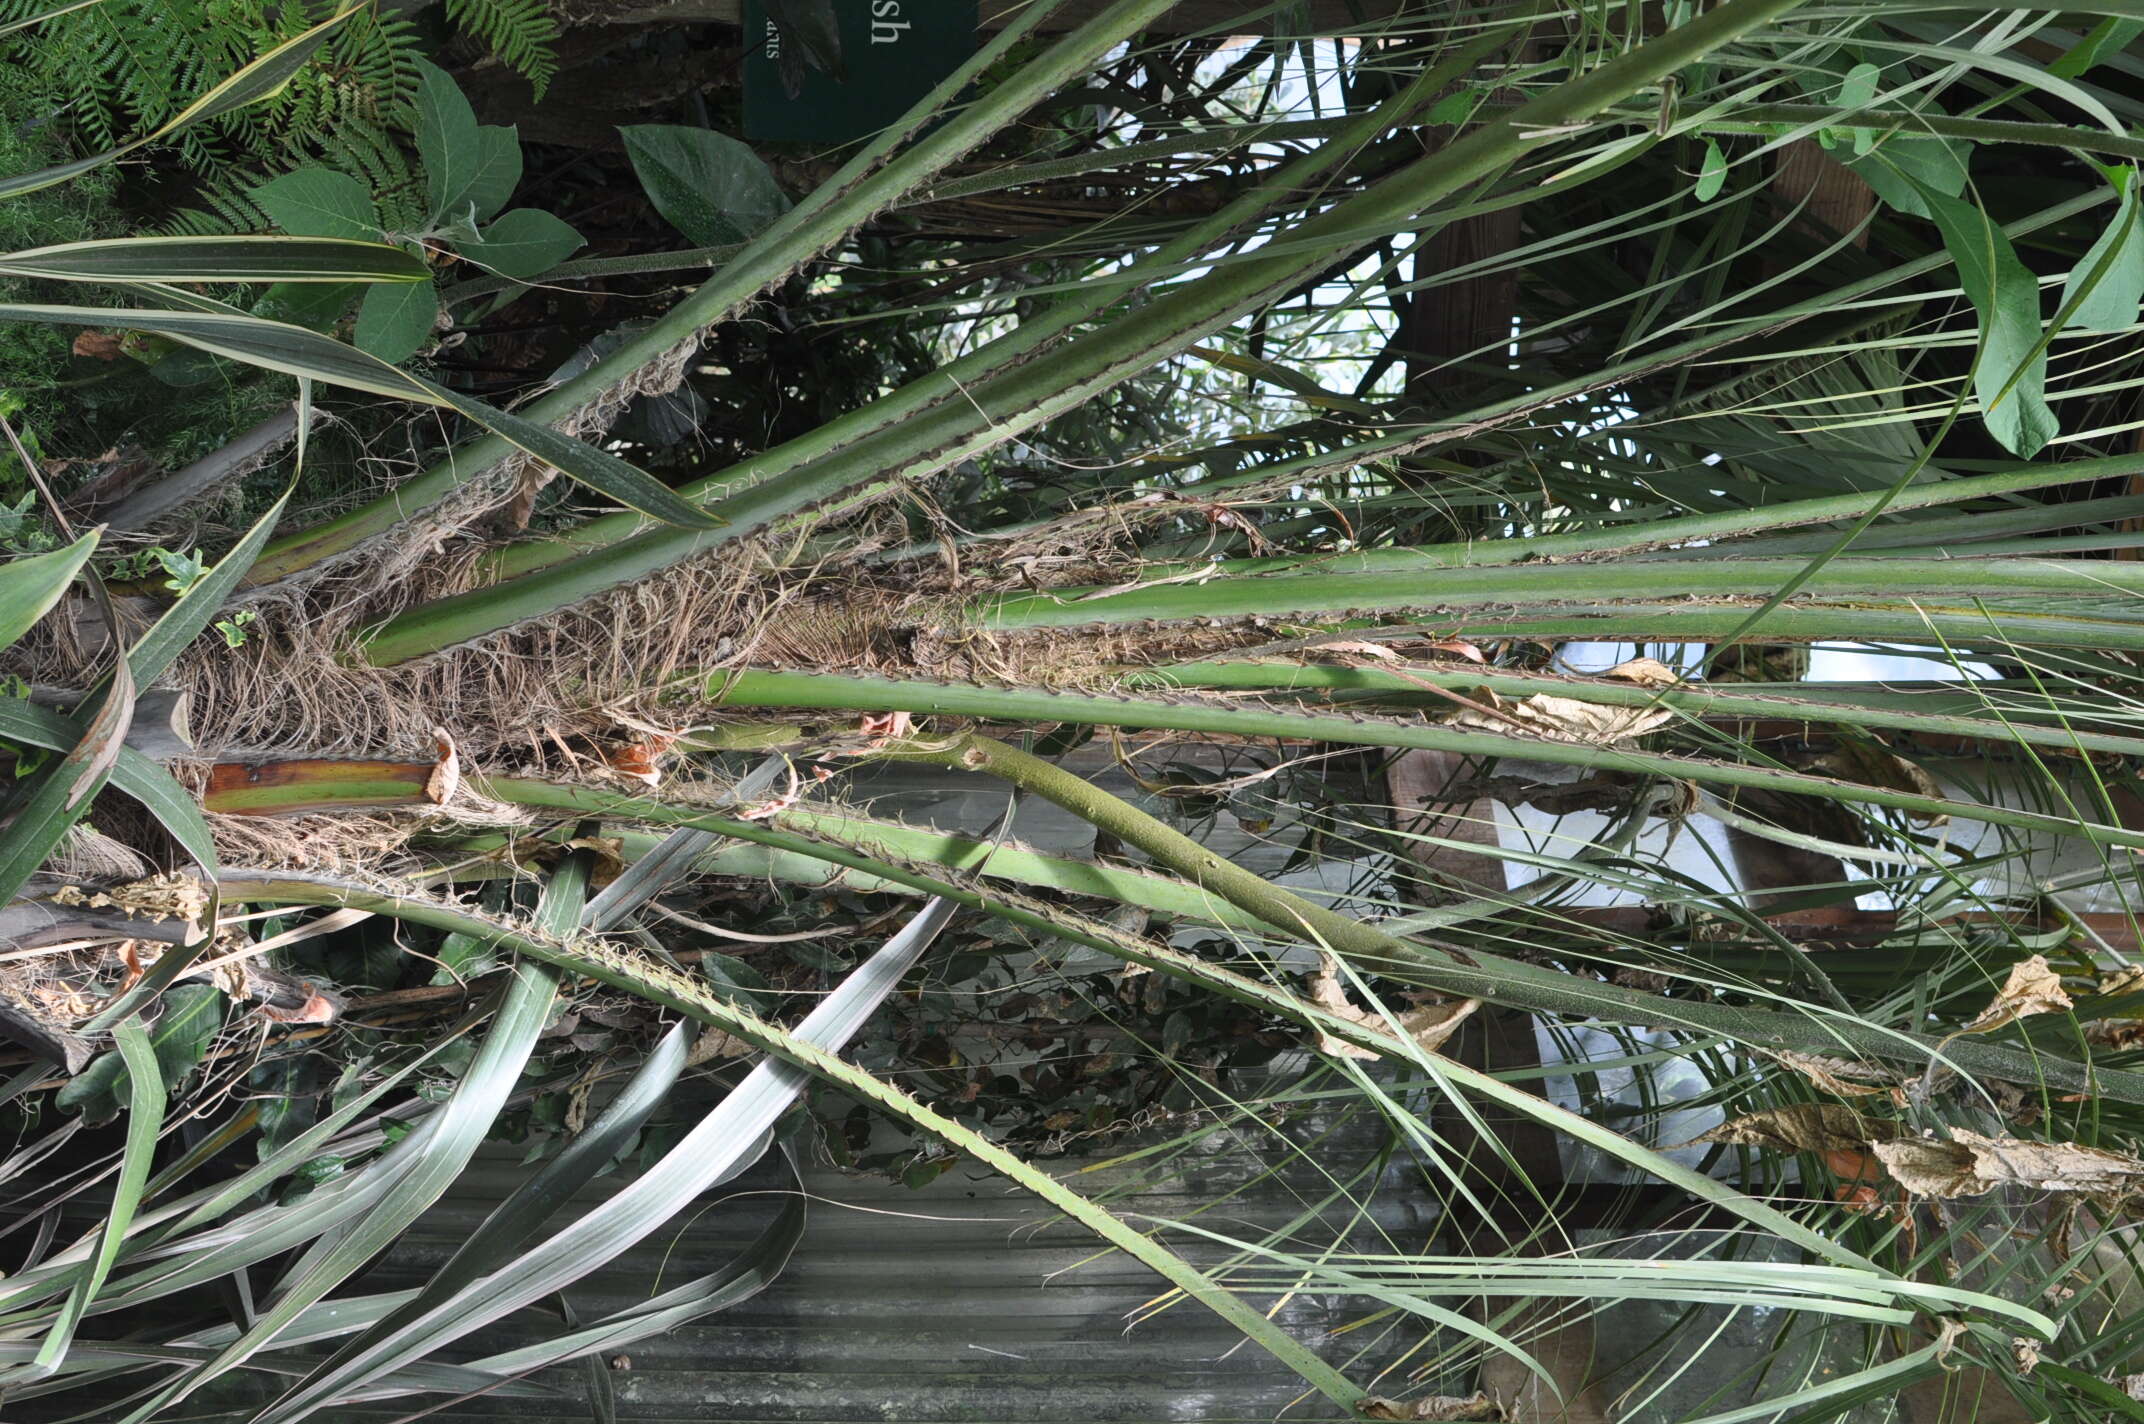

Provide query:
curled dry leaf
left=1762, top=1048, right=1899, bottom=1099
left=2123, top=1373, right=2144, bottom=1402
left=1305, top=953, right=1477, bottom=1060
left=1447, top=691, right=1672, bottom=747
left=52, top=873, right=212, bottom=928
left=71, top=330, right=124, bottom=361
left=1321, top=639, right=1402, bottom=662
left=1684, top=1103, right=1897, bottom=1155
left=1874, top=1130, right=2144, bottom=1199
left=563, top=835, right=628, bottom=888
left=685, top=1025, right=753, bottom=1065
left=1962, top=955, right=2074, bottom=1034
left=1814, top=737, right=1946, bottom=825
left=2085, top=1019, right=2144, bottom=1050
left=424, top=726, right=460, bottom=806
left=1604, top=655, right=1680, bottom=688
left=1361, top=1393, right=1504, bottom=1422
left=255, top=985, right=341, bottom=1025
left=2098, top=965, right=2144, bottom=997
left=1307, top=954, right=1379, bottom=1060
left=1396, top=996, right=1480, bottom=1055
left=603, top=732, right=675, bottom=786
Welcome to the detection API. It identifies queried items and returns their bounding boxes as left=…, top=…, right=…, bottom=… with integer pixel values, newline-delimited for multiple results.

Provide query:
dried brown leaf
left=424, top=726, right=460, bottom=806
left=1689, top=1104, right=1895, bottom=1155
left=1448, top=694, right=1672, bottom=746
left=2098, top=965, right=2144, bottom=997
left=1763, top=1049, right=1897, bottom=1099
left=71, top=330, right=124, bottom=361
left=1604, top=656, right=1681, bottom=688
left=1321, top=639, right=1403, bottom=662
left=1815, top=737, right=1946, bottom=824
left=1361, top=1394, right=1504, bottom=1421
left=1305, top=954, right=1476, bottom=1059
left=1962, top=955, right=2074, bottom=1034
left=1396, top=997, right=1480, bottom=1055
left=1875, top=1130, right=2144, bottom=1198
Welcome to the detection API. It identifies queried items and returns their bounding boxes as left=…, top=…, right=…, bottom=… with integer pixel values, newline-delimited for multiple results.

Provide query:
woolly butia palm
left=7, top=0, right=2144, bottom=1419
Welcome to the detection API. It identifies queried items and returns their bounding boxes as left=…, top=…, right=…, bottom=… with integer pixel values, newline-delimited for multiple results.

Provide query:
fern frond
left=444, top=0, right=560, bottom=98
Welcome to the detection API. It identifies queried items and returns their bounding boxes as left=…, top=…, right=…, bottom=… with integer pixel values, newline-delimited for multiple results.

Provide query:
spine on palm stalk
left=7, top=1, right=2144, bottom=1420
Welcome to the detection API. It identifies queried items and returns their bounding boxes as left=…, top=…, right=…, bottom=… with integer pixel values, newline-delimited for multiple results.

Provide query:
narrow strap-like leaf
left=0, top=1023, right=163, bottom=1384
left=0, top=236, right=430, bottom=285
left=0, top=701, right=216, bottom=871
left=0, top=6, right=360, bottom=200
left=122, top=490, right=288, bottom=688
left=114, top=863, right=588, bottom=1422
left=0, top=606, right=133, bottom=906
left=249, top=889, right=964, bottom=1423
left=0, top=303, right=723, bottom=531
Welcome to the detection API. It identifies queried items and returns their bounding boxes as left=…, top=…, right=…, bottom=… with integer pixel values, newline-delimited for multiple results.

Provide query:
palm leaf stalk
left=10, top=1, right=2144, bottom=1419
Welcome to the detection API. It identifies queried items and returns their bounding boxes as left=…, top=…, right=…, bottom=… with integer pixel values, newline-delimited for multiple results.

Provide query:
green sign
left=744, top=1, right=978, bottom=143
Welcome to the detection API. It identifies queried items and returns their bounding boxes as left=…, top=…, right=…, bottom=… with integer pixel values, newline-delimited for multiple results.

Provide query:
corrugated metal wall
left=345, top=1127, right=1424, bottom=1424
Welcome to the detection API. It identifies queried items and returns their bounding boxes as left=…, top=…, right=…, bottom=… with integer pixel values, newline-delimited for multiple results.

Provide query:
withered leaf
left=1875, top=1130, right=2144, bottom=1198
left=1762, top=1049, right=1898, bottom=1099
left=1361, top=1394, right=1504, bottom=1421
left=1872, top=1139, right=1983, bottom=1199
left=1304, top=954, right=1477, bottom=1060
left=1962, top=955, right=2074, bottom=1034
left=1815, top=736, right=1946, bottom=824
left=71, top=330, right=124, bottom=361
left=1395, top=996, right=1479, bottom=1055
left=424, top=726, right=461, bottom=806
left=2097, top=965, right=2144, bottom=998
left=1604, top=655, right=1680, bottom=688
left=1448, top=692, right=1672, bottom=746
left=1688, top=1104, right=1896, bottom=1155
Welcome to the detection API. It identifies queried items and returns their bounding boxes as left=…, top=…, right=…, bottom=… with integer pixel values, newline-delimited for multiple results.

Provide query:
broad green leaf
left=1914, top=180, right=2059, bottom=456
left=253, top=279, right=356, bottom=333
left=0, top=302, right=724, bottom=530
left=1847, top=132, right=1968, bottom=219
left=414, top=59, right=484, bottom=222
left=2060, top=165, right=2144, bottom=332
left=354, top=281, right=438, bottom=363
left=55, top=985, right=224, bottom=1126
left=1427, top=88, right=1478, bottom=125
left=0, top=700, right=216, bottom=871
left=1835, top=61, right=1880, bottom=154
left=0, top=235, right=425, bottom=284
left=464, top=208, right=583, bottom=281
left=1695, top=141, right=1727, bottom=201
left=2051, top=16, right=2144, bottom=78
left=0, top=533, right=94, bottom=651
left=253, top=168, right=379, bottom=241
left=1835, top=60, right=1879, bottom=111
left=463, top=127, right=524, bottom=224
left=620, top=124, right=792, bottom=247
